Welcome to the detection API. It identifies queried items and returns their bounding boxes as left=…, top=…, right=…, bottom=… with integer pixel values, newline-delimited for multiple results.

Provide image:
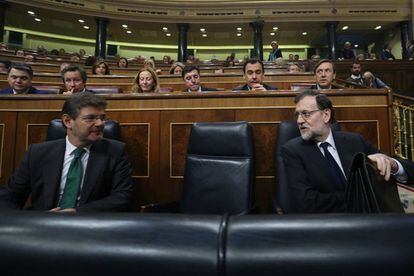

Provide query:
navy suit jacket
left=0, top=86, right=48, bottom=94
left=0, top=138, right=133, bottom=211
left=281, top=131, right=414, bottom=213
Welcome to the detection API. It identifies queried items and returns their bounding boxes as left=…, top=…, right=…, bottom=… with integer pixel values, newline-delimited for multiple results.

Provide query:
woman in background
left=117, top=57, right=129, bottom=68
left=169, top=62, right=185, bottom=75
left=92, top=61, right=110, bottom=75
left=132, top=67, right=160, bottom=93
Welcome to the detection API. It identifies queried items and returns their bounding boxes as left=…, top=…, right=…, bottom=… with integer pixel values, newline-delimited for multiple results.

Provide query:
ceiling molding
left=7, top=0, right=412, bottom=23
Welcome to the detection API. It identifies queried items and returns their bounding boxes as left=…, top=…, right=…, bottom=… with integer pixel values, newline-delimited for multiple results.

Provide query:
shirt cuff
left=391, top=158, right=408, bottom=183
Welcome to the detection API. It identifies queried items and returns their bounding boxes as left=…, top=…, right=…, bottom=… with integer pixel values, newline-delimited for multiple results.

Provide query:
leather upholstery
left=46, top=118, right=122, bottom=141
left=226, top=214, right=414, bottom=275
left=0, top=211, right=224, bottom=276
left=275, top=120, right=340, bottom=213
left=180, top=121, right=255, bottom=215
left=1, top=211, right=413, bottom=275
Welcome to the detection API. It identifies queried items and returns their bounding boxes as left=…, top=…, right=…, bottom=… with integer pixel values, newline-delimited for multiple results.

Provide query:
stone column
left=400, top=21, right=413, bottom=59
left=0, top=1, right=7, bottom=43
left=95, top=18, right=109, bottom=58
left=177, top=23, right=189, bottom=62
left=326, top=21, right=338, bottom=59
left=249, top=20, right=264, bottom=61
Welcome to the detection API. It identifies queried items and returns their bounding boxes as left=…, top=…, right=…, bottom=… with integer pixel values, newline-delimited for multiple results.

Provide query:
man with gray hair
left=281, top=90, right=414, bottom=213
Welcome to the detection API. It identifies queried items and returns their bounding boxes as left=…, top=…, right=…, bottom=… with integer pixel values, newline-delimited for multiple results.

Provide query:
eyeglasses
left=79, top=114, right=108, bottom=123
left=294, top=109, right=321, bottom=120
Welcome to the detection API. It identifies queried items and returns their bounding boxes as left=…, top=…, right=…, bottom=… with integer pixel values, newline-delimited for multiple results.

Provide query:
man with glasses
left=281, top=90, right=413, bottom=213
left=182, top=66, right=218, bottom=92
left=0, top=93, right=133, bottom=212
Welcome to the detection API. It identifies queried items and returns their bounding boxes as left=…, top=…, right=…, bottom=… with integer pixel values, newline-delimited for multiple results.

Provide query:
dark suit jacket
left=380, top=50, right=396, bottom=60
left=0, top=86, right=48, bottom=94
left=281, top=131, right=414, bottom=213
left=0, top=138, right=133, bottom=211
left=233, top=83, right=278, bottom=91
left=182, top=86, right=219, bottom=92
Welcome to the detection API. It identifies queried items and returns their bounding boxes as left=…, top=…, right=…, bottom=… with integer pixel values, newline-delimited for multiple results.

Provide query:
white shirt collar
left=316, top=128, right=337, bottom=150
left=65, top=136, right=91, bottom=155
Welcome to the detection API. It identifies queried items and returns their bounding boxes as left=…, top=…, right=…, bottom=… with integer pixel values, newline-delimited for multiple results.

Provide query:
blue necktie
left=320, top=142, right=347, bottom=189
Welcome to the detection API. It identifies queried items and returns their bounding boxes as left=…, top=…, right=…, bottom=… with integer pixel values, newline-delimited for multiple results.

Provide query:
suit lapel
left=42, top=140, right=65, bottom=209
left=80, top=141, right=106, bottom=204
left=302, top=139, right=330, bottom=170
left=333, top=131, right=354, bottom=178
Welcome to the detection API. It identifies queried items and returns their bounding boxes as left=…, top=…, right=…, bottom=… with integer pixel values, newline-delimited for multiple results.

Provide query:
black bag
left=345, top=152, right=404, bottom=213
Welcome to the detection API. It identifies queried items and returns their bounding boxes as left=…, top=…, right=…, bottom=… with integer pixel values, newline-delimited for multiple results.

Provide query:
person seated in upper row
left=169, top=62, right=184, bottom=75
left=182, top=66, right=218, bottom=92
left=310, top=59, right=336, bottom=90
left=340, top=41, right=355, bottom=60
left=345, top=60, right=364, bottom=86
left=61, top=65, right=89, bottom=94
left=0, top=63, right=47, bottom=94
left=117, top=57, right=128, bottom=68
left=381, top=43, right=396, bottom=60
left=0, top=60, right=10, bottom=73
left=143, top=59, right=162, bottom=75
left=92, top=61, right=110, bottom=75
left=287, top=63, right=302, bottom=73
left=131, top=67, right=160, bottom=93
left=363, top=71, right=389, bottom=89
left=233, top=58, right=277, bottom=91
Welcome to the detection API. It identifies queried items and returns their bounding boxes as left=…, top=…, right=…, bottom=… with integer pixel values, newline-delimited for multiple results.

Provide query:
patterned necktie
left=59, top=148, right=85, bottom=209
left=319, top=142, right=347, bottom=189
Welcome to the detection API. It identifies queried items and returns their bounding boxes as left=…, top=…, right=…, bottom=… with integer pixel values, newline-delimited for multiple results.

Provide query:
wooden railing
left=393, top=93, right=414, bottom=161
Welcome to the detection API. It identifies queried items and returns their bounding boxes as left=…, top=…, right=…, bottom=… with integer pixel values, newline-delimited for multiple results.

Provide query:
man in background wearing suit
left=0, top=63, right=47, bottom=94
left=0, top=92, right=133, bottom=212
left=281, top=90, right=413, bottom=213
left=233, top=58, right=277, bottom=91
left=310, top=59, right=337, bottom=90
left=61, top=65, right=89, bottom=94
left=182, top=66, right=218, bottom=92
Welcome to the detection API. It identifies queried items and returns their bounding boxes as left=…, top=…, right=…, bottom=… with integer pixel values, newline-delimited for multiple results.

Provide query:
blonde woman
left=131, top=67, right=160, bottom=93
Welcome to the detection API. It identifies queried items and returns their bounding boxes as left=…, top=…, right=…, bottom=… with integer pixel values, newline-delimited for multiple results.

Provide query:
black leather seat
left=226, top=214, right=414, bottom=276
left=46, top=118, right=122, bottom=141
left=274, top=120, right=340, bottom=213
left=1, top=211, right=414, bottom=276
left=0, top=211, right=224, bottom=276
left=180, top=121, right=255, bottom=215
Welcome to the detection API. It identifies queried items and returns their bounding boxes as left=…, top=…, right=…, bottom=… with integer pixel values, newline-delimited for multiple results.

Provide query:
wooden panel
left=15, top=112, right=60, bottom=168
left=0, top=112, right=17, bottom=184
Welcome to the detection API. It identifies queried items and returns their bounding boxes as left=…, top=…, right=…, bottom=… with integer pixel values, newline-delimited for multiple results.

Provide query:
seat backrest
left=180, top=121, right=255, bottom=215
left=87, top=86, right=122, bottom=94
left=275, top=120, right=340, bottom=213
left=46, top=118, right=122, bottom=141
left=33, top=85, right=62, bottom=94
